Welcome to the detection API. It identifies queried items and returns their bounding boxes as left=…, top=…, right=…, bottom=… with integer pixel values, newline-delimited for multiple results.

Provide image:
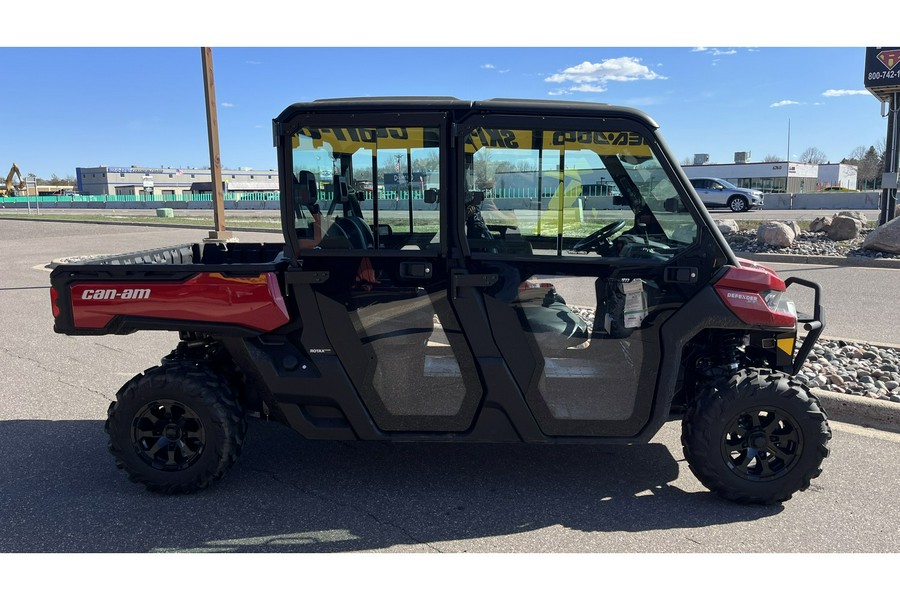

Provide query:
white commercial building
left=681, top=161, right=858, bottom=194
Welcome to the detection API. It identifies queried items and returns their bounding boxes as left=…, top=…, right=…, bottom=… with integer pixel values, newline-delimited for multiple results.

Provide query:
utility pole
left=864, top=47, right=900, bottom=226
left=201, top=47, right=232, bottom=241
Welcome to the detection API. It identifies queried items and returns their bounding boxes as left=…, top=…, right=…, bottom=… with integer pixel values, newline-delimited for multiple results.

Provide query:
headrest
left=295, top=170, right=317, bottom=205
left=465, top=191, right=485, bottom=206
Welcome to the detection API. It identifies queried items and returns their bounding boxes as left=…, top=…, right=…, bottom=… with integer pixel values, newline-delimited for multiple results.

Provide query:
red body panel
left=69, top=272, right=290, bottom=332
left=714, top=264, right=795, bottom=328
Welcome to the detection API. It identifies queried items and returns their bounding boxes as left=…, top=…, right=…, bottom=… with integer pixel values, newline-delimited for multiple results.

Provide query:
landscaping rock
left=784, top=220, right=802, bottom=237
left=838, top=210, right=869, bottom=226
left=757, top=222, right=795, bottom=248
left=716, top=219, right=739, bottom=234
left=862, top=216, right=900, bottom=254
left=827, top=215, right=862, bottom=241
left=809, top=216, right=832, bottom=233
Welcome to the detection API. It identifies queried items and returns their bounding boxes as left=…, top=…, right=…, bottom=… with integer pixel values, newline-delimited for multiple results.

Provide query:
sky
left=2, top=6, right=894, bottom=180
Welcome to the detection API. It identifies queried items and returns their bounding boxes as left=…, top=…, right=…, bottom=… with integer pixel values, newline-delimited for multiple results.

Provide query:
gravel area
left=723, top=228, right=900, bottom=260
left=799, top=339, right=900, bottom=402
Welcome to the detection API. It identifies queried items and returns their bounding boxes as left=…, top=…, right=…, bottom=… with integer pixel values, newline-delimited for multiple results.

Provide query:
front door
left=453, top=117, right=702, bottom=437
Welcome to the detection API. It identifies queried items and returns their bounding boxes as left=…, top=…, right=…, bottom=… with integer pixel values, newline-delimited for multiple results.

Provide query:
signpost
left=865, top=47, right=900, bottom=225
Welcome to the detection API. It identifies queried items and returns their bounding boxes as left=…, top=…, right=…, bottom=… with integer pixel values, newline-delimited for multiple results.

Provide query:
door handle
left=400, top=261, right=433, bottom=279
left=451, top=269, right=499, bottom=299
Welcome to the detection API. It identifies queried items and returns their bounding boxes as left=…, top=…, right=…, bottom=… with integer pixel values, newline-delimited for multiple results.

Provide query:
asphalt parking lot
left=2, top=220, right=899, bottom=570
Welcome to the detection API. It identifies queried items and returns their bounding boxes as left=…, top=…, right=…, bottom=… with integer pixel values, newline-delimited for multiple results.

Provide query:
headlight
left=763, top=290, right=797, bottom=318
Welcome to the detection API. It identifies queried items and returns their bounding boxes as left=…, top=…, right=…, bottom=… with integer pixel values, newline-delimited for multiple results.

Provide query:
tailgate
left=50, top=244, right=290, bottom=336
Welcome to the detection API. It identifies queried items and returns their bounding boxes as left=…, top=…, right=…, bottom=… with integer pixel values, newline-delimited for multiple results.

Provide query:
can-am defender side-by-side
left=50, top=98, right=830, bottom=504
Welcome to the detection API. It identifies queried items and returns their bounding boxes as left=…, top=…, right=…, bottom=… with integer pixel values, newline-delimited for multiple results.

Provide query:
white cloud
left=544, top=57, right=664, bottom=94
left=221, top=102, right=236, bottom=108
left=691, top=47, right=707, bottom=52
left=548, top=89, right=572, bottom=96
left=570, top=84, right=607, bottom=93
left=822, top=89, right=870, bottom=97
left=770, top=100, right=801, bottom=108
left=710, top=48, right=737, bottom=56
left=244, top=60, right=261, bottom=65
left=481, top=63, right=496, bottom=70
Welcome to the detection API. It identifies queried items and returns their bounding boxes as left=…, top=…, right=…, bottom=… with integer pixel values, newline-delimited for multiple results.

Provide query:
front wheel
left=681, top=369, right=831, bottom=504
left=106, top=363, right=247, bottom=494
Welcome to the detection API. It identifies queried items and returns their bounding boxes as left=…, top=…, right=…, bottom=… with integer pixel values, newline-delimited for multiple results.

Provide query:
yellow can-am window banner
left=293, top=127, right=436, bottom=153
left=462, top=128, right=651, bottom=158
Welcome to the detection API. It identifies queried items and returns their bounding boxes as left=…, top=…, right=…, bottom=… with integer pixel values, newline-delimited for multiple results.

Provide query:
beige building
left=75, top=166, right=279, bottom=198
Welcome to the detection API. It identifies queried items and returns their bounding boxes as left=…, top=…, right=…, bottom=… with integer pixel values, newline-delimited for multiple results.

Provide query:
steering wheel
left=571, top=220, right=626, bottom=253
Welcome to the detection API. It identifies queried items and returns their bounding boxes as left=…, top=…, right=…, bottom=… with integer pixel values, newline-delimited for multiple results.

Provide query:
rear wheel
left=106, top=363, right=247, bottom=494
left=682, top=369, right=831, bottom=504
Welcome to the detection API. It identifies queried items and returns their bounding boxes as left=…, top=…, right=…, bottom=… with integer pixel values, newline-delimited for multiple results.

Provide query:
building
left=76, top=166, right=279, bottom=198
left=816, top=163, right=858, bottom=189
left=681, top=161, right=834, bottom=194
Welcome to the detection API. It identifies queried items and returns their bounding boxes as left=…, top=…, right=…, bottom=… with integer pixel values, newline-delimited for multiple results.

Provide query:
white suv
left=689, top=177, right=764, bottom=212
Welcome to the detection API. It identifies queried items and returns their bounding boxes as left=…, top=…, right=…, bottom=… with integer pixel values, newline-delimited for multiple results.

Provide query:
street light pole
left=201, top=47, right=232, bottom=241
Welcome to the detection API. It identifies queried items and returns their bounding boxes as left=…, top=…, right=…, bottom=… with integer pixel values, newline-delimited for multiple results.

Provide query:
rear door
left=281, top=110, right=485, bottom=434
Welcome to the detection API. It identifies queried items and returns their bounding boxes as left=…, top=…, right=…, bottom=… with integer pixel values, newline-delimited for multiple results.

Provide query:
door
left=284, top=115, right=484, bottom=433
left=452, top=117, right=703, bottom=437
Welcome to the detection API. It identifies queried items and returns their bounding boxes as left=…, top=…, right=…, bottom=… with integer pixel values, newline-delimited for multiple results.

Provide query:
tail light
left=50, top=287, right=60, bottom=318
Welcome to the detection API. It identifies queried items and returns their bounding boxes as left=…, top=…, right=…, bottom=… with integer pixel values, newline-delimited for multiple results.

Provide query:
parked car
left=689, top=177, right=764, bottom=212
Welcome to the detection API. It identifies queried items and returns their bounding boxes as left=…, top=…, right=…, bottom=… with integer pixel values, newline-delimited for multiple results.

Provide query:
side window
left=290, top=126, right=440, bottom=252
left=462, top=125, right=699, bottom=259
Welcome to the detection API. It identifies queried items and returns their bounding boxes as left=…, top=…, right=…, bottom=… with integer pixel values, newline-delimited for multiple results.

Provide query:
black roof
left=274, top=96, right=659, bottom=128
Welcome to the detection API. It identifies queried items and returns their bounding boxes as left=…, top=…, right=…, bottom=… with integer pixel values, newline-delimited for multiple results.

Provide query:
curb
left=814, top=389, right=900, bottom=433
left=734, top=251, right=900, bottom=269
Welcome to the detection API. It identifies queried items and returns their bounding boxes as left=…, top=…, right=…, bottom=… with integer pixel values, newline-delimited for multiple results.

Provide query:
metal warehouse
left=76, top=166, right=279, bottom=198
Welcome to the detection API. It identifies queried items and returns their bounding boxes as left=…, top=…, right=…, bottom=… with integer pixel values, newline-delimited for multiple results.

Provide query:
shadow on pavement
left=0, top=419, right=782, bottom=553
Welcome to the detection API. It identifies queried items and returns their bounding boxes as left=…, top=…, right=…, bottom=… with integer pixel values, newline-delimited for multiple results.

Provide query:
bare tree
left=763, top=154, right=782, bottom=162
left=799, top=147, right=827, bottom=164
left=846, top=146, right=867, bottom=164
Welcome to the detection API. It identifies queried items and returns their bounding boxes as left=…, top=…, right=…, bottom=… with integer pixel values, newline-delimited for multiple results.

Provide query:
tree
left=799, top=147, right=827, bottom=164
left=857, top=145, right=883, bottom=189
left=845, top=146, right=867, bottom=165
left=763, top=154, right=782, bottom=162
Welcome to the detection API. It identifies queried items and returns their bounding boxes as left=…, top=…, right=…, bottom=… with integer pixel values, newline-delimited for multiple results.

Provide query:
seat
left=330, top=175, right=374, bottom=249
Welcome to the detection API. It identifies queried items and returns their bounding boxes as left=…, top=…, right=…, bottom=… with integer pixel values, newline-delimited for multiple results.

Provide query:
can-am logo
left=726, top=291, right=758, bottom=304
left=80, top=288, right=151, bottom=300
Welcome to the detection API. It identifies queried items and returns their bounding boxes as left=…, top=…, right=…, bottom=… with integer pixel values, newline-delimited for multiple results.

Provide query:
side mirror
left=612, top=195, right=628, bottom=206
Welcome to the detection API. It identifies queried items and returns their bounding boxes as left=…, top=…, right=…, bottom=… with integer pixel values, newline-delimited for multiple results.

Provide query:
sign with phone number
left=864, top=47, right=900, bottom=99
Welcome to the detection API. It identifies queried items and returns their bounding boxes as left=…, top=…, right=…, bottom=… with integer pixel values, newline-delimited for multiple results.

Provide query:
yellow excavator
left=2, top=163, right=27, bottom=197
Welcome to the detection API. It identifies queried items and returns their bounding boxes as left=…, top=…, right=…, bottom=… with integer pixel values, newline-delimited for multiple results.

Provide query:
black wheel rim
left=720, top=406, right=803, bottom=481
left=131, top=401, right=206, bottom=471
